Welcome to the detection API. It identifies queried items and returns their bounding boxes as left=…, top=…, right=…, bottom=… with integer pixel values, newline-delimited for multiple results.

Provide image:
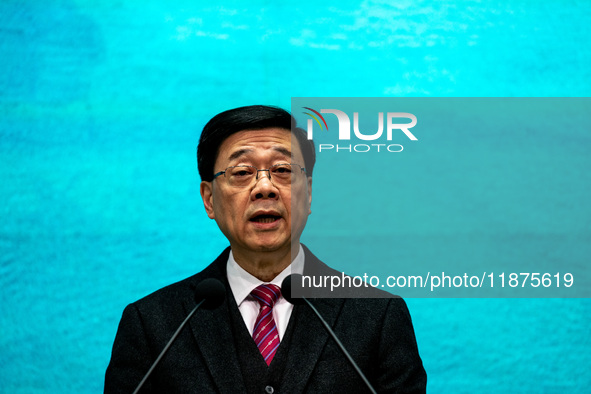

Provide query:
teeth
left=252, top=215, right=278, bottom=223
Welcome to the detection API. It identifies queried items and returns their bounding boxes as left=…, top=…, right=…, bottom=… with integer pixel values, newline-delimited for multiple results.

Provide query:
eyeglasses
left=212, top=163, right=306, bottom=187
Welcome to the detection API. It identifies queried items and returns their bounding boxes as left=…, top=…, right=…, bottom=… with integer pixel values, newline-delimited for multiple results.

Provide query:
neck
left=232, top=244, right=299, bottom=282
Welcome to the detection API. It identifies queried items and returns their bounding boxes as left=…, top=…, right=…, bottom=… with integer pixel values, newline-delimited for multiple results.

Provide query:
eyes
left=219, top=163, right=305, bottom=187
left=229, top=164, right=291, bottom=176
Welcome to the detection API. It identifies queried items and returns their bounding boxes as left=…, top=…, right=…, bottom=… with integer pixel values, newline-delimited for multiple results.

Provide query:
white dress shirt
left=226, top=245, right=305, bottom=340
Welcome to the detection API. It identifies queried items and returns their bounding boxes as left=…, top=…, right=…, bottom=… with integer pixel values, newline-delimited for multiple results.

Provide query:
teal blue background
left=1, top=1, right=590, bottom=392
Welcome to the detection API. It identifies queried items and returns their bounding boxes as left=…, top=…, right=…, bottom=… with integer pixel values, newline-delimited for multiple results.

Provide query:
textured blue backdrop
left=1, top=1, right=590, bottom=392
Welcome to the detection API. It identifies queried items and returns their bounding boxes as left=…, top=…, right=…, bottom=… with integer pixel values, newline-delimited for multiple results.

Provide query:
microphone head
left=194, top=278, right=225, bottom=310
left=281, top=274, right=305, bottom=305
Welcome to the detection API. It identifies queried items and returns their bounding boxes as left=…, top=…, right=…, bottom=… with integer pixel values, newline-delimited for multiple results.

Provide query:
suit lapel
left=279, top=247, right=346, bottom=390
left=186, top=249, right=248, bottom=393
left=279, top=297, right=345, bottom=390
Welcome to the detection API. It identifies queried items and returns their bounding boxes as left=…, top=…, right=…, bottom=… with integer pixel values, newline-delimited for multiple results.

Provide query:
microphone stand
left=132, top=300, right=205, bottom=394
left=301, top=298, right=378, bottom=394
left=282, top=274, right=377, bottom=394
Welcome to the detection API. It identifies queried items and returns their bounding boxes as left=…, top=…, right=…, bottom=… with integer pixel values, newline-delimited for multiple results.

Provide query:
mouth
left=249, top=214, right=282, bottom=224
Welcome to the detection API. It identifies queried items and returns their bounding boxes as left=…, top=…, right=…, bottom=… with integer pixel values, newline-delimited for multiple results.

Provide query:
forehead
left=215, top=127, right=304, bottom=166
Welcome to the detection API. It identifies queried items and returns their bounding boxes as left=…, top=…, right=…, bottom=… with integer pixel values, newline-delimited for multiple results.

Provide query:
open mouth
left=250, top=214, right=281, bottom=224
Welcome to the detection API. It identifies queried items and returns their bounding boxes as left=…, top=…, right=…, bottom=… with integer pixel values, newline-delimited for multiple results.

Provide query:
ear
left=306, top=177, right=312, bottom=215
left=200, top=181, right=216, bottom=219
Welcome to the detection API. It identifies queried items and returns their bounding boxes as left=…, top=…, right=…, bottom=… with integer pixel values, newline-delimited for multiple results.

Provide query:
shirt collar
left=227, top=244, right=305, bottom=307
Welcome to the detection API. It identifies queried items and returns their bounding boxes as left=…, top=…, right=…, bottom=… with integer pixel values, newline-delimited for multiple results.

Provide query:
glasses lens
left=270, top=164, right=295, bottom=185
left=227, top=166, right=256, bottom=186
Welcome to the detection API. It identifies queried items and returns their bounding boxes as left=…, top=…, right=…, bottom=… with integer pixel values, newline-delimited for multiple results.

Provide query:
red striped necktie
left=251, top=284, right=281, bottom=366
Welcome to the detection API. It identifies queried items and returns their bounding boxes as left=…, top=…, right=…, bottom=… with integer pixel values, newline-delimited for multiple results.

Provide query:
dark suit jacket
left=105, top=247, right=426, bottom=393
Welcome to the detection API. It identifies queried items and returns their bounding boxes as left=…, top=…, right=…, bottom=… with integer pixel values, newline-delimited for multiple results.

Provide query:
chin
left=251, top=239, right=290, bottom=253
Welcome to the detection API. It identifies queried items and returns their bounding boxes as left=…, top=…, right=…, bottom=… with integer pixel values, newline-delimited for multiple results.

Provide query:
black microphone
left=132, top=278, right=225, bottom=394
left=281, top=274, right=377, bottom=394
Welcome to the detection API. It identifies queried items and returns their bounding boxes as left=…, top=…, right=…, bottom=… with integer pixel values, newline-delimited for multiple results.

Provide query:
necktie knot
left=251, top=283, right=281, bottom=308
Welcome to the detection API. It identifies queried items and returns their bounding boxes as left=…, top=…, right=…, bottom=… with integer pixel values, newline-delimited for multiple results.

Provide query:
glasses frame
left=212, top=163, right=307, bottom=187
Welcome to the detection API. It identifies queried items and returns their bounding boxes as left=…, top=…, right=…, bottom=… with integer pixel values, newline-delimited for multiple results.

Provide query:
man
left=105, top=105, right=426, bottom=393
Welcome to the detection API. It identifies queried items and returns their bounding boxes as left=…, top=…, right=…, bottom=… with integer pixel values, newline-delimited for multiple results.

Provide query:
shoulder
left=301, top=244, right=399, bottom=299
left=129, top=248, right=230, bottom=317
left=301, top=245, right=415, bottom=332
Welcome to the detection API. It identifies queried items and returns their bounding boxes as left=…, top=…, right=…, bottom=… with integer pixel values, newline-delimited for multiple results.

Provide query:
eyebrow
left=227, top=146, right=292, bottom=162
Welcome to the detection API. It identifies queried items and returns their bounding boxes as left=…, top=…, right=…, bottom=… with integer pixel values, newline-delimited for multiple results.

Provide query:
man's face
left=200, top=128, right=312, bottom=257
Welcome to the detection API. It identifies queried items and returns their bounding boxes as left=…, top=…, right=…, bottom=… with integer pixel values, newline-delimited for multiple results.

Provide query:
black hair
left=197, top=105, right=315, bottom=181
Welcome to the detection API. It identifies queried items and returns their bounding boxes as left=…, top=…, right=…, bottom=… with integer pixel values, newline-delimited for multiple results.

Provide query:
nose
left=251, top=171, right=279, bottom=200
